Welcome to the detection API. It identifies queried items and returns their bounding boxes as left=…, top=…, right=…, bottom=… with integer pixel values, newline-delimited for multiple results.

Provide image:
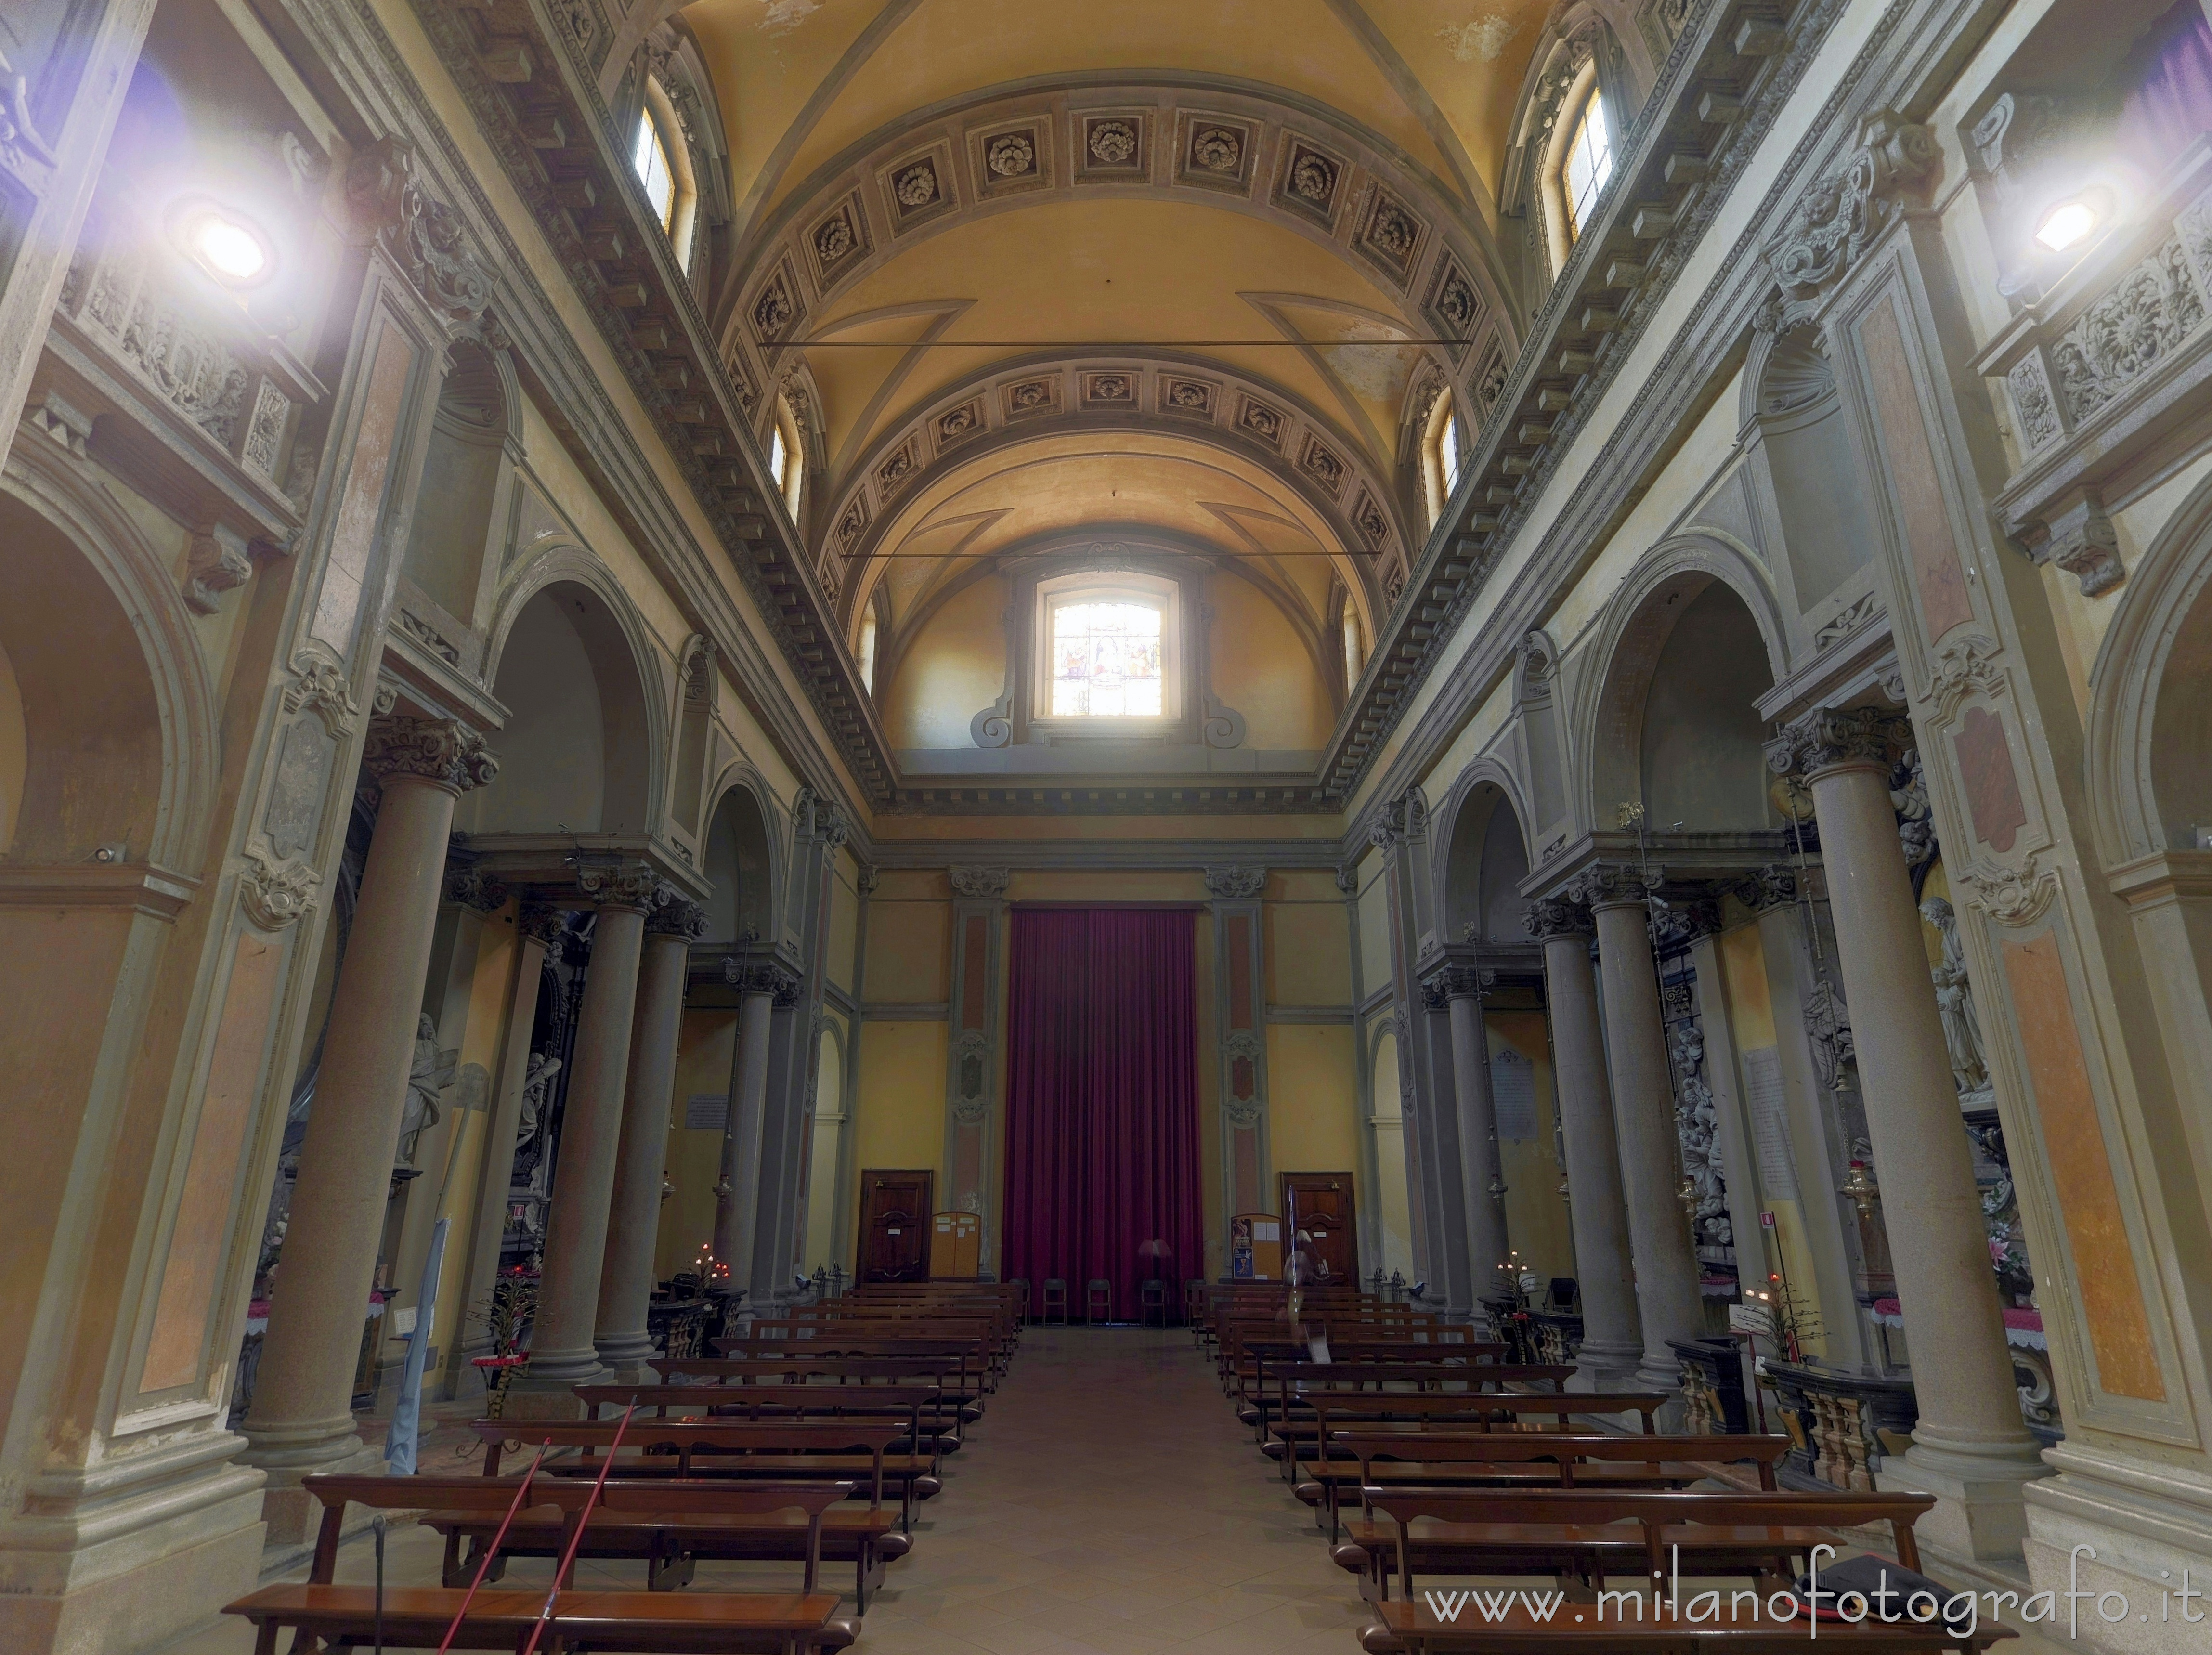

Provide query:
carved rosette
left=948, top=865, right=1013, bottom=899
left=362, top=715, right=499, bottom=794
left=571, top=859, right=667, bottom=913
left=239, top=845, right=321, bottom=931
left=1765, top=706, right=1902, bottom=780
left=1523, top=896, right=1595, bottom=941
left=646, top=897, right=710, bottom=939
left=1202, top=865, right=1267, bottom=900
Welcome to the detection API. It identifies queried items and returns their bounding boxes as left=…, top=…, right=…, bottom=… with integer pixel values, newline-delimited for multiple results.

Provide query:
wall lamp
left=2033, top=187, right=2112, bottom=255
left=170, top=197, right=275, bottom=287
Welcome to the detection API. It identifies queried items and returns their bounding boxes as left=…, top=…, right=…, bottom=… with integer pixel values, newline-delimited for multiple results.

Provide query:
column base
left=1875, top=1429, right=2051, bottom=1562
left=253, top=1442, right=384, bottom=1547
left=1571, top=1336, right=1646, bottom=1396
left=2017, top=1441, right=2212, bottom=1655
left=593, top=1330, right=657, bottom=1386
left=0, top=1491, right=265, bottom=1655
left=503, top=1350, right=606, bottom=1419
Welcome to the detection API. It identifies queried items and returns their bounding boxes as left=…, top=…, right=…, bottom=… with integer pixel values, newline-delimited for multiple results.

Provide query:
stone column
left=1769, top=708, right=2045, bottom=1555
left=594, top=899, right=703, bottom=1379
left=1443, top=966, right=1511, bottom=1302
left=1525, top=898, right=1643, bottom=1390
left=714, top=957, right=790, bottom=1281
left=240, top=717, right=496, bottom=1528
left=506, top=863, right=661, bottom=1408
left=442, top=905, right=564, bottom=1395
left=1574, top=863, right=1707, bottom=1394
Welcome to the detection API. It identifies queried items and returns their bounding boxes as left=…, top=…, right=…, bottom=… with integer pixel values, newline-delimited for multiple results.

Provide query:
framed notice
left=685, top=1093, right=729, bottom=1132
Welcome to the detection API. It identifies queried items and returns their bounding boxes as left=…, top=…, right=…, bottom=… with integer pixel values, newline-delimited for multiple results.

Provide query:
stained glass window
left=1050, top=600, right=1164, bottom=717
left=1563, top=90, right=1612, bottom=243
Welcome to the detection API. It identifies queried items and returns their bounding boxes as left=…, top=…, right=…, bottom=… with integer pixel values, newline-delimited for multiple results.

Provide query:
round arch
left=698, top=763, right=784, bottom=946
left=0, top=438, right=221, bottom=873
left=1428, top=757, right=1539, bottom=945
left=2086, top=466, right=2212, bottom=866
left=1575, top=536, right=1790, bottom=833
left=478, top=550, right=670, bottom=837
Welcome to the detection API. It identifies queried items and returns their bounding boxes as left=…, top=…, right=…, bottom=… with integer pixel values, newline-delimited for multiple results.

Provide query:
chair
left=1139, top=1279, right=1169, bottom=1328
left=1041, top=1278, right=1067, bottom=1325
left=1085, top=1278, right=1113, bottom=1324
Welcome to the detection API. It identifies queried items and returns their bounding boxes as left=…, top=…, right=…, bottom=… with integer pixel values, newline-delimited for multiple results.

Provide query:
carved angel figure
left=516, top=1051, right=564, bottom=1142
left=1921, top=896, right=1993, bottom=1107
left=398, top=1014, right=457, bottom=1165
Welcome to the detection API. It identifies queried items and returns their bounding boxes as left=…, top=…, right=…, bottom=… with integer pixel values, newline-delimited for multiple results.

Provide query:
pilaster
left=944, top=866, right=1010, bottom=1268
left=1206, top=865, right=1272, bottom=1236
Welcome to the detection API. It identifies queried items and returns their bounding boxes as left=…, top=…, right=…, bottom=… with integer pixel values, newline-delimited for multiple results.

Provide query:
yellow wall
left=882, top=575, right=1007, bottom=750
left=1209, top=575, right=1334, bottom=749
left=1488, top=1008, right=1576, bottom=1286
left=849, top=1021, right=950, bottom=1222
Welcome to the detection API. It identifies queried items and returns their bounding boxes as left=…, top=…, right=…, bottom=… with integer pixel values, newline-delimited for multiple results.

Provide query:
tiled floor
left=160, top=1326, right=2070, bottom=1655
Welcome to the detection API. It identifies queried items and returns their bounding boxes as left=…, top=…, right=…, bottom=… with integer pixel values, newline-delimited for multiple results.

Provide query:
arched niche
left=399, top=342, right=517, bottom=628
left=2089, top=469, right=2212, bottom=862
left=0, top=452, right=216, bottom=872
left=1743, top=323, right=1881, bottom=614
left=1585, top=552, right=1787, bottom=833
left=1438, top=773, right=1535, bottom=945
left=472, top=573, right=659, bottom=836
left=701, top=776, right=779, bottom=945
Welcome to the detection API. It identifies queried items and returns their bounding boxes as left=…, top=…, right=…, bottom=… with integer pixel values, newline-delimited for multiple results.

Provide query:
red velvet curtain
left=1001, top=907, right=1202, bottom=1321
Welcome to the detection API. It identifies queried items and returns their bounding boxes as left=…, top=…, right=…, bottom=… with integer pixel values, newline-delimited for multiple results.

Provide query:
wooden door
left=858, top=1170, right=934, bottom=1282
left=1279, top=1173, right=1357, bottom=1285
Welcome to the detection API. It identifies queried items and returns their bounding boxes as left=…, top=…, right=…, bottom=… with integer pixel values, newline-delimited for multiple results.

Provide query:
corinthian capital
left=1565, top=861, right=1658, bottom=911
left=363, top=715, right=499, bottom=793
left=723, top=955, right=803, bottom=1003
left=570, top=857, right=667, bottom=912
left=1202, top=865, right=1267, bottom=900
left=1524, top=897, right=1594, bottom=941
left=1766, top=706, right=1903, bottom=779
left=646, top=897, right=709, bottom=939
left=948, top=865, right=1012, bottom=899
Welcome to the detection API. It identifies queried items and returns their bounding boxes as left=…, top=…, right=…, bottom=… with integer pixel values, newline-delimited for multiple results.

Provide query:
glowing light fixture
left=2035, top=197, right=2099, bottom=253
left=172, top=199, right=274, bottom=287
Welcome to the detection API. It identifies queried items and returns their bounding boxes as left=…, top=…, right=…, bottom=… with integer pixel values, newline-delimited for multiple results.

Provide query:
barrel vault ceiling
left=671, top=0, right=1547, bottom=760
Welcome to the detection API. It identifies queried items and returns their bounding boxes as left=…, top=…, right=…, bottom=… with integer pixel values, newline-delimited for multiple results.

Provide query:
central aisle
left=857, top=1325, right=1367, bottom=1655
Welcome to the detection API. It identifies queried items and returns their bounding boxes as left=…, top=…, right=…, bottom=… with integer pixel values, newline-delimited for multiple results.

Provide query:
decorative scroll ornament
left=569, top=857, right=667, bottom=912
left=1649, top=894, right=1722, bottom=950
left=647, top=897, right=710, bottom=939
left=344, top=137, right=491, bottom=329
left=1957, top=856, right=2060, bottom=927
left=1890, top=747, right=1938, bottom=869
left=1223, top=1029, right=1266, bottom=1128
left=952, top=1029, right=992, bottom=1122
left=1733, top=863, right=1799, bottom=915
left=184, top=528, right=254, bottom=615
left=1202, top=865, right=1267, bottom=900
left=282, top=650, right=359, bottom=738
left=1923, top=633, right=2006, bottom=723
left=1334, top=865, right=1359, bottom=895
left=1764, top=111, right=1940, bottom=323
left=1523, top=896, right=1595, bottom=940
left=361, top=715, right=499, bottom=792
left=1765, top=706, right=1902, bottom=779
left=2035, top=495, right=2125, bottom=598
left=1565, top=860, right=1658, bottom=911
left=239, top=845, right=320, bottom=930
left=722, top=955, right=804, bottom=1002
left=948, top=865, right=1013, bottom=899
left=519, top=904, right=571, bottom=949
left=1668, top=1020, right=1731, bottom=1247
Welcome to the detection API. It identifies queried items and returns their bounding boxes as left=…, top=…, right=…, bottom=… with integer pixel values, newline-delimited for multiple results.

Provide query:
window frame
left=633, top=76, right=699, bottom=266
left=770, top=394, right=804, bottom=518
left=1030, top=572, right=1181, bottom=733
left=1539, top=58, right=1610, bottom=275
left=1420, top=389, right=1463, bottom=528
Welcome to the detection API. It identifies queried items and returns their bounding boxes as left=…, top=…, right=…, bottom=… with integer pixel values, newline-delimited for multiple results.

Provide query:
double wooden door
left=1279, top=1172, right=1357, bottom=1285
left=857, top=1169, right=933, bottom=1282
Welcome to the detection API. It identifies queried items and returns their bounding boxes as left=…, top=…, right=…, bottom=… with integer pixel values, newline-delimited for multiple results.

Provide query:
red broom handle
left=435, top=1440, right=550, bottom=1655
left=519, top=1402, right=636, bottom=1655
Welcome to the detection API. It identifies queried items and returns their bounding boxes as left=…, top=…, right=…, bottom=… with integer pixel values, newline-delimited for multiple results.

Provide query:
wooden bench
left=576, top=1381, right=958, bottom=1454
left=220, top=1474, right=853, bottom=1653
left=1259, top=1367, right=1580, bottom=1451
left=654, top=1354, right=987, bottom=1420
left=1339, top=1486, right=1931, bottom=1605
left=472, top=1419, right=939, bottom=1529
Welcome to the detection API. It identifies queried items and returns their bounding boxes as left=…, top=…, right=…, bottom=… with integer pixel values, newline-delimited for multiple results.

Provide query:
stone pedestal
left=1770, top=710, right=2048, bottom=1561
left=507, top=865, right=659, bottom=1413
left=240, top=718, right=496, bottom=1539
left=1577, top=866, right=1706, bottom=1399
left=1528, top=899, right=1643, bottom=1391
left=594, top=903, right=701, bottom=1380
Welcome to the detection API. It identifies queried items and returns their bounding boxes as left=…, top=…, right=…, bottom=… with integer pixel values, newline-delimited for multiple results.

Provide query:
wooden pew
left=577, top=1381, right=959, bottom=1456
left=1257, top=1365, right=1579, bottom=1449
left=712, top=1337, right=995, bottom=1400
left=653, top=1355, right=987, bottom=1423
left=1338, top=1485, right=1927, bottom=1604
left=472, top=1418, right=939, bottom=1529
left=221, top=1474, right=853, bottom=1654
